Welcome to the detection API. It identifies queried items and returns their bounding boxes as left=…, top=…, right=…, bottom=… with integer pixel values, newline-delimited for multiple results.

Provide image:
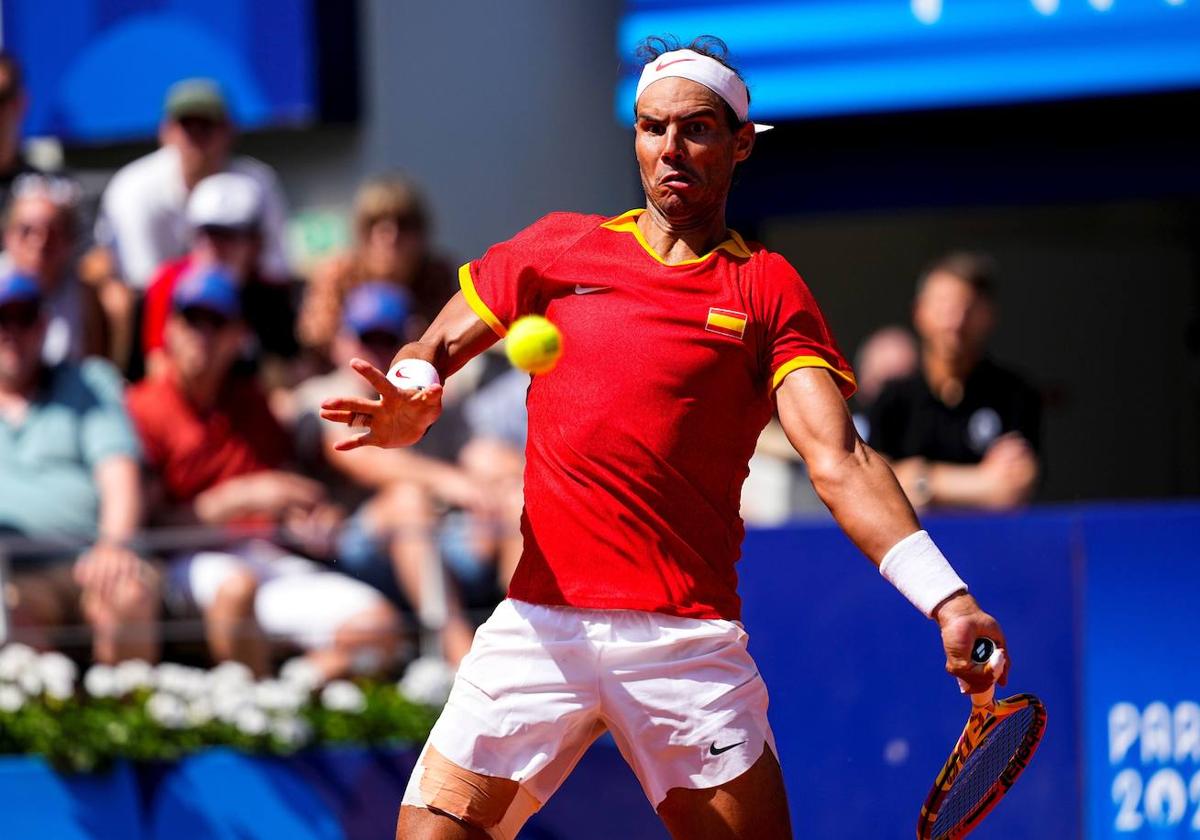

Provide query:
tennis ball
left=505, top=315, right=562, bottom=374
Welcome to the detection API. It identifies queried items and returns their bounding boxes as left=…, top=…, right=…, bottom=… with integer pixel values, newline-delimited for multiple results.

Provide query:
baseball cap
left=343, top=282, right=411, bottom=337
left=164, top=78, right=228, bottom=121
left=186, top=172, right=263, bottom=231
left=173, top=266, right=241, bottom=320
left=0, top=272, right=41, bottom=308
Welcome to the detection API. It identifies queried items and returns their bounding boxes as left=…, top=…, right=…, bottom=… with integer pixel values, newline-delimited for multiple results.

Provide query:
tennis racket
left=916, top=637, right=1047, bottom=840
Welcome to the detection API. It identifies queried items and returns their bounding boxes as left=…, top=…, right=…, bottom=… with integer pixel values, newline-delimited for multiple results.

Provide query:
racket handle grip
left=957, top=637, right=1005, bottom=704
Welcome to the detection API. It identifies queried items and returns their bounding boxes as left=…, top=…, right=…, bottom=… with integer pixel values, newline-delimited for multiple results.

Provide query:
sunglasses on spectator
left=199, top=225, right=257, bottom=241
left=177, top=116, right=224, bottom=136
left=0, top=303, right=40, bottom=330
left=10, top=221, right=65, bottom=243
left=179, top=306, right=233, bottom=331
left=358, top=329, right=403, bottom=349
left=365, top=213, right=423, bottom=233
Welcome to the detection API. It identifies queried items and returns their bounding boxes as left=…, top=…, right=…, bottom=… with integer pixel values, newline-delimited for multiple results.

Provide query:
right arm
left=318, top=291, right=499, bottom=450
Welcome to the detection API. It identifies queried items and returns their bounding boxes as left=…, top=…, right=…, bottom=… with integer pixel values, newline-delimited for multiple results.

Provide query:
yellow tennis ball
left=505, top=315, right=563, bottom=374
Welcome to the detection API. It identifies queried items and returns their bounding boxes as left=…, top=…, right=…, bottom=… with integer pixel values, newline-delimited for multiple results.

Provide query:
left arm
left=75, top=455, right=147, bottom=599
left=776, top=367, right=1011, bottom=691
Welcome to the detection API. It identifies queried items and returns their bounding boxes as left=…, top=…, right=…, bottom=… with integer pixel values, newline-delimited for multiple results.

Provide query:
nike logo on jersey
left=574, top=285, right=610, bottom=295
left=709, top=740, right=746, bottom=756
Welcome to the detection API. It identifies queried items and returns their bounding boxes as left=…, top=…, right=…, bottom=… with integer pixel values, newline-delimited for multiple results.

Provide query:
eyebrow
left=637, top=108, right=720, bottom=123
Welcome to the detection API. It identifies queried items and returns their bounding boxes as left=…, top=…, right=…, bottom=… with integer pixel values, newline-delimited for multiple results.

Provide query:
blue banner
left=618, top=0, right=1200, bottom=121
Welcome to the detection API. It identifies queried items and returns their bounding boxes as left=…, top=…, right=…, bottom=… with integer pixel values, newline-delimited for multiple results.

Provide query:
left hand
left=74, top=541, right=144, bottom=601
left=933, top=592, right=1011, bottom=694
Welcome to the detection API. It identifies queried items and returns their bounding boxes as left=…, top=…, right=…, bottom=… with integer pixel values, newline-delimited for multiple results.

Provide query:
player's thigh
left=656, top=744, right=792, bottom=840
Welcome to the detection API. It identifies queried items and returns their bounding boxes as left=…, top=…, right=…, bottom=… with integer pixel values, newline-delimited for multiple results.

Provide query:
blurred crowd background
left=0, top=0, right=1197, bottom=686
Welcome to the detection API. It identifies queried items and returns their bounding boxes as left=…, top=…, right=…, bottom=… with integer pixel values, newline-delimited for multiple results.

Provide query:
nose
left=661, top=124, right=686, bottom=161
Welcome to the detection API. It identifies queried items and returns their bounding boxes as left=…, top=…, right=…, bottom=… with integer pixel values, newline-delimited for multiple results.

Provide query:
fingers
left=333, top=431, right=375, bottom=452
left=350, top=358, right=394, bottom=395
left=321, top=396, right=380, bottom=414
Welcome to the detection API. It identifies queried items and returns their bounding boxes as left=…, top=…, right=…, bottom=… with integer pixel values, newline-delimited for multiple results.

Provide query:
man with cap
left=127, top=268, right=400, bottom=680
left=139, top=170, right=298, bottom=380
left=96, top=77, right=290, bottom=292
left=0, top=272, right=159, bottom=663
left=294, top=282, right=483, bottom=667
left=323, top=35, right=1014, bottom=839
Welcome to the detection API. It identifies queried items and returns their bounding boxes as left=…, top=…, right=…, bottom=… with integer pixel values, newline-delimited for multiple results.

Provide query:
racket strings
left=930, top=705, right=1036, bottom=838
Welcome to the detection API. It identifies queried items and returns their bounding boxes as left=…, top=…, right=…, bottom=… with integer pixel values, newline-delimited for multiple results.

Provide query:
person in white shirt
left=96, top=78, right=290, bottom=291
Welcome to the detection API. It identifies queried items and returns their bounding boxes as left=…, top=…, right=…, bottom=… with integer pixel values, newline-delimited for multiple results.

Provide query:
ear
left=732, top=122, right=755, bottom=164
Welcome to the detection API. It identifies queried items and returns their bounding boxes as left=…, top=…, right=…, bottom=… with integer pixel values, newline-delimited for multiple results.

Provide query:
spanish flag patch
left=705, top=307, right=748, bottom=340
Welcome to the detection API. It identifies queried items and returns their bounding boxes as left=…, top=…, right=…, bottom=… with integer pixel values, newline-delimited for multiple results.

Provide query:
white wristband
left=387, top=359, right=441, bottom=390
left=879, top=530, right=967, bottom=618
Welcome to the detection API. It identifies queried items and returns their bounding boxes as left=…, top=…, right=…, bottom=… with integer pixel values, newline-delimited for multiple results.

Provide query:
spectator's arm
left=897, top=436, right=1039, bottom=511
left=192, top=471, right=325, bottom=525
left=322, top=431, right=485, bottom=511
left=93, top=455, right=143, bottom=544
left=776, top=366, right=921, bottom=562
left=297, top=255, right=349, bottom=350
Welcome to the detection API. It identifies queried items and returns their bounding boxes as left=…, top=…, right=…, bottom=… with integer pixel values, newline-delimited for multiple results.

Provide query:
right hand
left=319, top=358, right=444, bottom=450
left=980, top=434, right=1038, bottom=504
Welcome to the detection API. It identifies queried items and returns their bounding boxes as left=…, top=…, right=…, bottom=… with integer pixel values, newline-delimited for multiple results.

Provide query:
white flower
left=0, top=643, right=37, bottom=681
left=271, top=715, right=313, bottom=749
left=38, top=652, right=77, bottom=700
left=279, top=657, right=323, bottom=692
left=208, top=661, right=254, bottom=688
left=320, top=680, right=366, bottom=713
left=83, top=664, right=118, bottom=698
left=398, top=656, right=455, bottom=707
left=146, top=692, right=188, bottom=729
left=18, top=668, right=42, bottom=697
left=155, top=663, right=208, bottom=699
left=0, top=683, right=25, bottom=712
left=186, top=696, right=214, bottom=726
left=113, top=659, right=154, bottom=695
left=234, top=705, right=269, bottom=736
left=254, top=679, right=305, bottom=713
left=212, top=684, right=255, bottom=724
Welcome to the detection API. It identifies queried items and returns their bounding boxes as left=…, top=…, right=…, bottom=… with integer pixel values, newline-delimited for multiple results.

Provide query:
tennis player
left=321, top=35, right=1012, bottom=840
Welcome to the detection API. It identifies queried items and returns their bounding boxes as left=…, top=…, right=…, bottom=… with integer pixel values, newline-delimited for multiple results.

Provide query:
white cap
left=186, top=172, right=263, bottom=230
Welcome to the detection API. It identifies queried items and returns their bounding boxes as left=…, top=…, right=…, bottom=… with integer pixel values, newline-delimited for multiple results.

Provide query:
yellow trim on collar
left=771, top=355, right=858, bottom=396
left=600, top=208, right=752, bottom=265
left=458, top=263, right=507, bottom=338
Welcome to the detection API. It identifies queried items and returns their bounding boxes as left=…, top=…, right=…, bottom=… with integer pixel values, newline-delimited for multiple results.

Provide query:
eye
left=686, top=121, right=710, bottom=135
left=641, top=122, right=665, bottom=135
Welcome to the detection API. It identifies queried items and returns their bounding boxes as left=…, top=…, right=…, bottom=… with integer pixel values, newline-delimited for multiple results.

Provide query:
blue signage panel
left=1081, top=505, right=1200, bottom=839
left=618, top=0, right=1200, bottom=121
left=1, top=0, right=318, bottom=143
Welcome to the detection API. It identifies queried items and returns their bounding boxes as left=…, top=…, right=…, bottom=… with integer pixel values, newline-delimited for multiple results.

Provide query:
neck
left=0, top=134, right=19, bottom=174
left=636, top=200, right=729, bottom=264
left=177, top=365, right=225, bottom=411
left=923, top=349, right=980, bottom=404
left=0, top=364, right=42, bottom=404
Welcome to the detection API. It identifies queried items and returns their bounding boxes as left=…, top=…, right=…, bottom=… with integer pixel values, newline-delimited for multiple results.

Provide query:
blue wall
left=1, top=503, right=1197, bottom=838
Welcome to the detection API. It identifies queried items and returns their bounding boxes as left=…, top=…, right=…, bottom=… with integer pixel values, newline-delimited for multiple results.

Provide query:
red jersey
left=462, top=209, right=855, bottom=620
left=126, top=371, right=290, bottom=504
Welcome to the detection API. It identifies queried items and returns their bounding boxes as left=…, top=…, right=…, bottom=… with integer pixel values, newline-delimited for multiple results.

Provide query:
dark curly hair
left=633, top=34, right=748, bottom=131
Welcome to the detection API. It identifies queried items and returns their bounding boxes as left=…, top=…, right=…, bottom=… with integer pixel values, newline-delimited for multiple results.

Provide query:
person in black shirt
left=868, top=252, right=1041, bottom=510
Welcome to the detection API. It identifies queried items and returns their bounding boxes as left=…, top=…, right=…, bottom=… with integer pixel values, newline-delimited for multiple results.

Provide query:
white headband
left=635, top=49, right=773, bottom=133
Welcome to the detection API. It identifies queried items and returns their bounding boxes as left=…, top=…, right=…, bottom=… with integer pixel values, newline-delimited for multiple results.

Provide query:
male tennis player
left=321, top=35, right=1012, bottom=840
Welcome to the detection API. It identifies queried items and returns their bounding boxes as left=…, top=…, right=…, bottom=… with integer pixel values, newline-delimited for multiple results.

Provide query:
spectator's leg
left=206, top=567, right=270, bottom=676
left=5, top=570, right=69, bottom=651
left=254, top=557, right=404, bottom=681
left=369, top=482, right=477, bottom=665
left=81, top=560, right=161, bottom=664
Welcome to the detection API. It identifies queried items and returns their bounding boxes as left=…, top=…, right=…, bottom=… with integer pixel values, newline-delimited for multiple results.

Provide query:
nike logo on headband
left=656, top=57, right=696, bottom=71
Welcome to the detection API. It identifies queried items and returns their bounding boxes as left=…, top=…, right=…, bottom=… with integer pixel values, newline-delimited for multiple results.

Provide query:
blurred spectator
left=0, top=273, right=159, bottom=663
left=292, top=283, right=480, bottom=664
left=126, top=269, right=399, bottom=679
left=0, top=53, right=43, bottom=225
left=297, top=175, right=455, bottom=358
left=868, top=252, right=1041, bottom=510
left=140, top=171, right=298, bottom=381
left=1, top=175, right=110, bottom=364
left=96, top=78, right=290, bottom=291
left=850, top=325, right=918, bottom=441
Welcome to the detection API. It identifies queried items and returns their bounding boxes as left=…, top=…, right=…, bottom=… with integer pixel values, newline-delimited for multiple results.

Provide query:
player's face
left=913, top=272, right=995, bottom=361
left=634, top=78, right=754, bottom=220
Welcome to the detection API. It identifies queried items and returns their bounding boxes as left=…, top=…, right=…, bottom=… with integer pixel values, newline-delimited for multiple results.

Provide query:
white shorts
left=167, top=539, right=388, bottom=649
left=405, top=598, right=776, bottom=822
